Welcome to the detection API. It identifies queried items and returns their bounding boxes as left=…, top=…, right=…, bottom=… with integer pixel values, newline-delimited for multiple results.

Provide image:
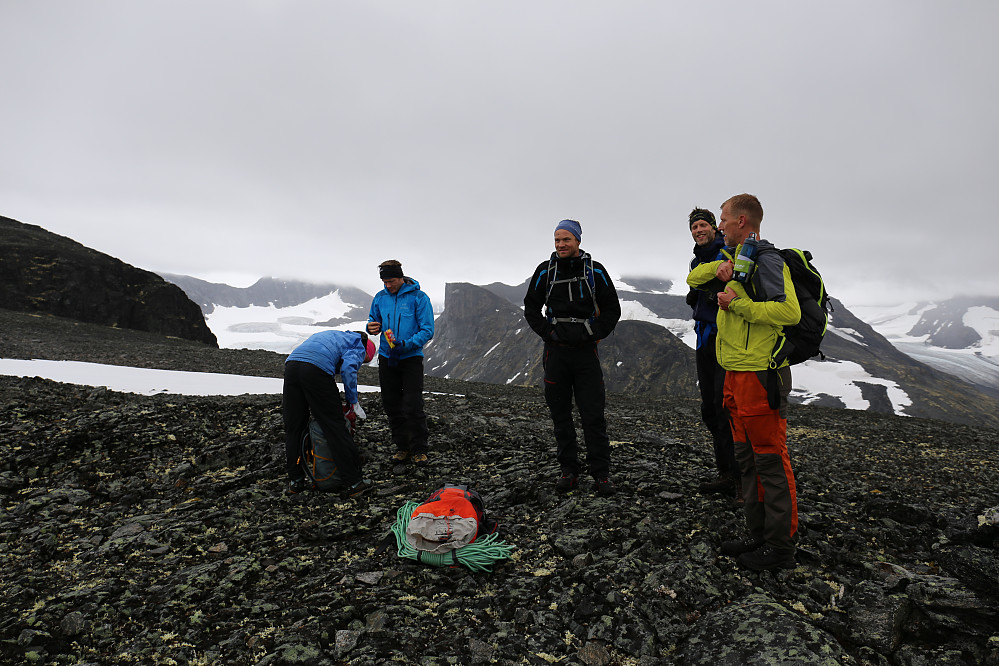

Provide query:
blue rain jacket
left=367, top=278, right=435, bottom=360
left=286, top=330, right=367, bottom=405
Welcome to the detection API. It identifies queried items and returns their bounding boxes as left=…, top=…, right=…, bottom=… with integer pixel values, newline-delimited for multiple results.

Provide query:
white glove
left=351, top=402, right=366, bottom=420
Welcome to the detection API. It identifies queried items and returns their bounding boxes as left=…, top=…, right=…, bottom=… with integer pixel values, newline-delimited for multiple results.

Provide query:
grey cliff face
left=425, top=282, right=697, bottom=398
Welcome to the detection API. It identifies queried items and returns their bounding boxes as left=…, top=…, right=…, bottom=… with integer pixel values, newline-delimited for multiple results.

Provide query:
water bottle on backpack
left=732, top=232, right=758, bottom=283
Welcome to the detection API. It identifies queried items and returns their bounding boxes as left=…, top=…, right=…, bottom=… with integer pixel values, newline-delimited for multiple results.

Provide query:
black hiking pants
left=696, top=335, right=737, bottom=477
left=283, top=360, right=363, bottom=485
left=379, top=356, right=430, bottom=454
left=543, top=342, right=611, bottom=479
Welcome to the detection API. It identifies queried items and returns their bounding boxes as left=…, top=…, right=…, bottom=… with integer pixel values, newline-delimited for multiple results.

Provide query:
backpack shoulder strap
left=544, top=253, right=600, bottom=334
left=582, top=253, right=600, bottom=317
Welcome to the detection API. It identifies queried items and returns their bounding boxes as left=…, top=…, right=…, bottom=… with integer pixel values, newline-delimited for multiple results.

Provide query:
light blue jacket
left=286, top=330, right=366, bottom=404
left=367, top=278, right=435, bottom=360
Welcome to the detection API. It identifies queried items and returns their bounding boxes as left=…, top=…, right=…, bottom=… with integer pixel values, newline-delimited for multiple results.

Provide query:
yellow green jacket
left=686, top=241, right=801, bottom=372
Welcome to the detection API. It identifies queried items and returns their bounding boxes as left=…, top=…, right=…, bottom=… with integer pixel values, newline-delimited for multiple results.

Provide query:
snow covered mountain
left=851, top=298, right=999, bottom=391
left=160, top=274, right=374, bottom=354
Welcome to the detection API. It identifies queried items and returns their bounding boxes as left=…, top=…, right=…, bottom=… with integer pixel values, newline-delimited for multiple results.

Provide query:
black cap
left=688, top=208, right=716, bottom=230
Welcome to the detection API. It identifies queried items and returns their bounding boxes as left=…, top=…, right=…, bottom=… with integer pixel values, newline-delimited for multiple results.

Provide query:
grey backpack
left=300, top=419, right=342, bottom=491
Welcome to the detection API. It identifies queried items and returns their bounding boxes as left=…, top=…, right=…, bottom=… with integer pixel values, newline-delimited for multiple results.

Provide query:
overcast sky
left=2, top=1, right=996, bottom=310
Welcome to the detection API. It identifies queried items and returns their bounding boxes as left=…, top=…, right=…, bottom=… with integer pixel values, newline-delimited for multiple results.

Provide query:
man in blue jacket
left=686, top=207, right=740, bottom=505
left=284, top=330, right=376, bottom=497
left=366, top=260, right=435, bottom=466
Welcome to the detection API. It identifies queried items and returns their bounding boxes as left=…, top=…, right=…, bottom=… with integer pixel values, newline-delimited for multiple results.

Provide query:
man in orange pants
left=686, top=194, right=801, bottom=570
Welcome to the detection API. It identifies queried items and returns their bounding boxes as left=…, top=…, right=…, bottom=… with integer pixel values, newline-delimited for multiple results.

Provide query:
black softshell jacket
left=523, top=252, right=621, bottom=345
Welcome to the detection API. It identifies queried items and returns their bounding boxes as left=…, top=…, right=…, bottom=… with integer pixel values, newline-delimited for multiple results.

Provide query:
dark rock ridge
left=1, top=314, right=998, bottom=664
left=0, top=215, right=217, bottom=347
left=482, top=276, right=692, bottom=322
left=160, top=273, right=373, bottom=324
left=434, top=280, right=999, bottom=430
left=424, top=283, right=698, bottom=398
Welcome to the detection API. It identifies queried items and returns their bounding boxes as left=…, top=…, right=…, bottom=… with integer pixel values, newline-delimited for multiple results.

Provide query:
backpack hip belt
left=548, top=316, right=594, bottom=336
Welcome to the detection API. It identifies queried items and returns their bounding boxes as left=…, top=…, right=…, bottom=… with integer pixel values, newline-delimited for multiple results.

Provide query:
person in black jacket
left=686, top=207, right=741, bottom=506
left=524, top=219, right=622, bottom=495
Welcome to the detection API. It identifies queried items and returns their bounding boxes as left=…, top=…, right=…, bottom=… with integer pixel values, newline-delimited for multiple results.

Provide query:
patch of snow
left=206, top=292, right=369, bottom=354
left=964, top=306, right=999, bottom=356
left=827, top=327, right=868, bottom=346
left=0, top=358, right=380, bottom=397
left=483, top=341, right=502, bottom=357
left=849, top=302, right=933, bottom=342
left=791, top=359, right=911, bottom=415
left=619, top=300, right=696, bottom=347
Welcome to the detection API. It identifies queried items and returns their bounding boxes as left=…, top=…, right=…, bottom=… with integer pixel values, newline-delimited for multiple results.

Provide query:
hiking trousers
left=379, top=356, right=430, bottom=454
left=696, top=335, right=737, bottom=477
left=283, top=360, right=363, bottom=485
left=543, top=342, right=611, bottom=479
left=724, top=367, right=797, bottom=554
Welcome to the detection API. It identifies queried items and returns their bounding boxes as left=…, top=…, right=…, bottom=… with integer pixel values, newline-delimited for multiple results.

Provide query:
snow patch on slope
left=792, top=359, right=911, bottom=414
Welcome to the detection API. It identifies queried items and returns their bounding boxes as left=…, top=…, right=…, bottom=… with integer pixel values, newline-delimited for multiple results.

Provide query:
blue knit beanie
left=555, top=219, right=582, bottom=241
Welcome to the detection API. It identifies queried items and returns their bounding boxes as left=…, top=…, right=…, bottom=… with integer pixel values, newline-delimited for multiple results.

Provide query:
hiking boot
left=698, top=474, right=735, bottom=495
left=342, top=479, right=373, bottom=498
left=738, top=545, right=796, bottom=571
left=411, top=453, right=429, bottom=466
left=720, top=535, right=764, bottom=556
left=392, top=450, right=410, bottom=462
left=555, top=472, right=579, bottom=492
left=286, top=478, right=307, bottom=495
left=594, top=477, right=617, bottom=496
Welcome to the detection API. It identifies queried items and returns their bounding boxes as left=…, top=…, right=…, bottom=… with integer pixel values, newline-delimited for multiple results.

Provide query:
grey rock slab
left=673, top=592, right=854, bottom=665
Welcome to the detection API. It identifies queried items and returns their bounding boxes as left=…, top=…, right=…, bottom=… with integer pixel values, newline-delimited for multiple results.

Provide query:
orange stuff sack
left=405, top=484, right=497, bottom=554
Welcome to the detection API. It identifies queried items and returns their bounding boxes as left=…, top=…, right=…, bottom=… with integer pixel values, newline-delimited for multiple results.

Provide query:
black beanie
left=379, top=263, right=404, bottom=280
left=688, top=208, right=717, bottom=230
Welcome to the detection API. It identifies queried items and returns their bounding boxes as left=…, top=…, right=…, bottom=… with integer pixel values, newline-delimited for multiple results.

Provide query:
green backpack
left=749, top=247, right=832, bottom=367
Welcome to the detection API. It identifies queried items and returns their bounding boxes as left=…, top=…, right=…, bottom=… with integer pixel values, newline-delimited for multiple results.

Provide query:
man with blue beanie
left=284, top=330, right=376, bottom=497
left=686, top=207, right=741, bottom=505
left=524, top=219, right=621, bottom=495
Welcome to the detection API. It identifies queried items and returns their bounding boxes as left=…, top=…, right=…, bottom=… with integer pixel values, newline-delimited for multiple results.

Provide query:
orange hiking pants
left=723, top=368, right=798, bottom=553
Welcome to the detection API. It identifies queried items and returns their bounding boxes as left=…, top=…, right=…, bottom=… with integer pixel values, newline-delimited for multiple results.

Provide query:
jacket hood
left=386, top=277, right=421, bottom=295
left=692, top=235, right=726, bottom=262
left=754, top=238, right=777, bottom=252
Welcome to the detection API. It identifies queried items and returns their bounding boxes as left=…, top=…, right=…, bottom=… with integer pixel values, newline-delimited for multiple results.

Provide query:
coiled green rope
left=390, top=501, right=514, bottom=572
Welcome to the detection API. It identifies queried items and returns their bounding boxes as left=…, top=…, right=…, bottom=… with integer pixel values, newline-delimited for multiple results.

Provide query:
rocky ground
left=2, top=310, right=998, bottom=665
